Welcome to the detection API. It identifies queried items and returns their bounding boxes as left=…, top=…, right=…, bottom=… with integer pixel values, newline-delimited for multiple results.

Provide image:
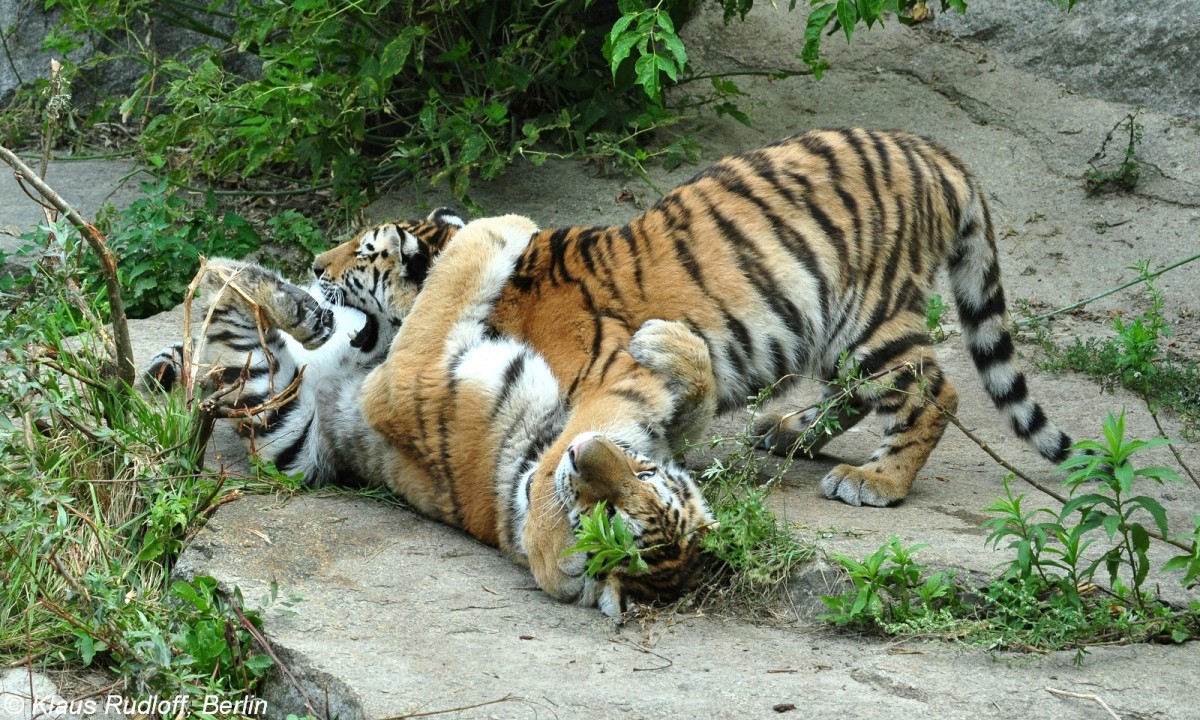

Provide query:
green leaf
left=801, top=3, right=837, bottom=77
left=77, top=632, right=95, bottom=666
left=136, top=532, right=164, bottom=562
left=1135, top=465, right=1181, bottom=484
left=1127, top=495, right=1170, bottom=536
left=607, top=20, right=643, bottom=78
left=1100, top=514, right=1122, bottom=540
left=662, top=30, right=688, bottom=69
left=836, top=0, right=860, bottom=43
left=1130, top=522, right=1150, bottom=554
left=607, top=12, right=637, bottom=47
left=1061, top=493, right=1116, bottom=518
left=657, top=54, right=680, bottom=82
left=634, top=54, right=662, bottom=102
left=380, top=28, right=419, bottom=78
left=857, top=0, right=881, bottom=26
left=1114, top=461, right=1135, bottom=494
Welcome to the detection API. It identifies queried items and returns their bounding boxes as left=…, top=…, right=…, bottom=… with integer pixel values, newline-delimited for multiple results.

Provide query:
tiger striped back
left=320, top=128, right=1074, bottom=510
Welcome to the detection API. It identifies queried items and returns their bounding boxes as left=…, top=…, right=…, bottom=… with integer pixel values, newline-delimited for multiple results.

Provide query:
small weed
left=691, top=392, right=816, bottom=613
left=566, top=500, right=650, bottom=577
left=820, top=538, right=959, bottom=628
left=1085, top=111, right=1143, bottom=195
left=1031, top=261, right=1200, bottom=438
left=925, top=293, right=948, bottom=343
left=818, top=413, right=1200, bottom=655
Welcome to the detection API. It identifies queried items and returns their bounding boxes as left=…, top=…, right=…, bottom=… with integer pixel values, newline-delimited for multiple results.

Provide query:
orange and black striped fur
left=148, top=215, right=714, bottom=613
left=357, top=215, right=715, bottom=613
left=318, top=128, right=1075, bottom=534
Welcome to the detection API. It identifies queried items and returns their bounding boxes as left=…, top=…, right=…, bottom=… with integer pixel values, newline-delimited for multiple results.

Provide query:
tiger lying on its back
left=144, top=209, right=465, bottom=482
left=147, top=216, right=715, bottom=615
left=317, top=129, right=1076, bottom=533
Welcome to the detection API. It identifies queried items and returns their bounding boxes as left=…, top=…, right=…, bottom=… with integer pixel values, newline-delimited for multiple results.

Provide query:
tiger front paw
left=272, top=285, right=335, bottom=350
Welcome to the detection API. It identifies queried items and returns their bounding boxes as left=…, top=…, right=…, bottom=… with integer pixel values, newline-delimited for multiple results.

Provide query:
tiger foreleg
left=628, top=318, right=718, bottom=451
left=201, top=258, right=334, bottom=350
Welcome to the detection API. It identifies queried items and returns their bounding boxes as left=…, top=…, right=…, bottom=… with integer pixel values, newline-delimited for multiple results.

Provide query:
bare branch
left=0, top=144, right=135, bottom=387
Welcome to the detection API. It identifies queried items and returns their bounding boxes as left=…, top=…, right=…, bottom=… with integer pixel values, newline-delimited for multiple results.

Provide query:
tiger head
left=312, top=208, right=464, bottom=329
left=557, top=432, right=714, bottom=616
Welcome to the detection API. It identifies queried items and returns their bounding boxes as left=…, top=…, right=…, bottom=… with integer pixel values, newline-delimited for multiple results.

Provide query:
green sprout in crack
left=565, top=501, right=649, bottom=578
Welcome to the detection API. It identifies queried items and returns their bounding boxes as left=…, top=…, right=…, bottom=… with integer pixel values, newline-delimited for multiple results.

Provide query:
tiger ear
left=426, top=207, right=466, bottom=228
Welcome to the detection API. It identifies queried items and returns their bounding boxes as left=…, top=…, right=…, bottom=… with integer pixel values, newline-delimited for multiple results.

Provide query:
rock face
left=0, top=1, right=77, bottom=107
left=933, top=0, right=1200, bottom=118
left=0, top=0, right=258, bottom=109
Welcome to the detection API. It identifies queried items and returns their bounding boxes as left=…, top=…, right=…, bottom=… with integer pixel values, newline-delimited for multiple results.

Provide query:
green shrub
left=48, top=0, right=720, bottom=205
left=1, top=258, right=295, bottom=706
left=819, top=413, right=1200, bottom=656
left=91, top=181, right=261, bottom=317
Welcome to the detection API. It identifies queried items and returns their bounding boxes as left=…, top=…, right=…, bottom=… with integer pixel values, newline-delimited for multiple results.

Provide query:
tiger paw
left=630, top=319, right=714, bottom=400
left=143, top=343, right=185, bottom=391
left=753, top=412, right=814, bottom=457
left=272, top=285, right=335, bottom=350
left=820, top=464, right=906, bottom=507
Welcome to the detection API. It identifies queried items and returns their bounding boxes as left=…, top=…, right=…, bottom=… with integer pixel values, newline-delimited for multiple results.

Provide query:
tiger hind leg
left=753, top=380, right=869, bottom=459
left=821, top=343, right=959, bottom=507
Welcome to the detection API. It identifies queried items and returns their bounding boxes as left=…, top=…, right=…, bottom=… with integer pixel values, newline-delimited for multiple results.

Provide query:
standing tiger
left=146, top=215, right=716, bottom=615
left=317, top=128, right=1075, bottom=537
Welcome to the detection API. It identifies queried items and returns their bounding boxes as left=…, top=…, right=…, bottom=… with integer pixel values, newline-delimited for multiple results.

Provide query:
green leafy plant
left=1031, top=260, right=1200, bottom=438
left=267, top=209, right=329, bottom=259
left=819, top=537, right=959, bottom=627
left=925, top=292, right=948, bottom=342
left=566, top=500, right=651, bottom=577
left=1055, top=411, right=1178, bottom=607
left=48, top=0, right=722, bottom=205
left=605, top=0, right=690, bottom=104
left=89, top=181, right=261, bottom=317
left=692, top=395, right=815, bottom=612
left=819, top=413, right=1200, bottom=654
left=0, top=253, right=296, bottom=706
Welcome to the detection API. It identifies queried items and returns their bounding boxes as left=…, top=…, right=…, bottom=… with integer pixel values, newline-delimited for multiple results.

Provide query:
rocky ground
left=5, top=2, right=1200, bottom=719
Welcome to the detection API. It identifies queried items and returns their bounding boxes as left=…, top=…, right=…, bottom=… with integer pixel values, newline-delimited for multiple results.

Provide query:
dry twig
left=1044, top=686, right=1122, bottom=720
left=0, top=144, right=135, bottom=386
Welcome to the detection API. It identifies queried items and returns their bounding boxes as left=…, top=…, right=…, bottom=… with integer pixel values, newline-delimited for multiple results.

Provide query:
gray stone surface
left=7, top=2, right=1200, bottom=718
left=0, top=668, right=124, bottom=720
left=0, top=158, right=143, bottom=274
left=932, top=0, right=1200, bottom=118
left=0, top=1, right=78, bottom=107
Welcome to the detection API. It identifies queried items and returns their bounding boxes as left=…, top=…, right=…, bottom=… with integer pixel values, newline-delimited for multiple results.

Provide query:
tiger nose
left=312, top=259, right=326, bottom=279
